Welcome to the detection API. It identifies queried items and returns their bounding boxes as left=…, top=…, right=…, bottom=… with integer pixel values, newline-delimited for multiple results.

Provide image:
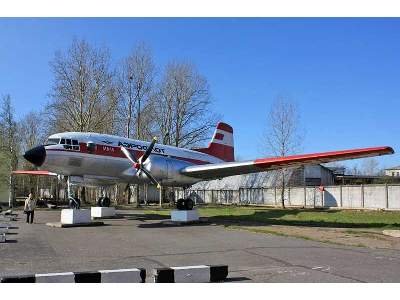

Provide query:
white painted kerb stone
left=61, top=209, right=91, bottom=224
left=91, top=207, right=116, bottom=218
left=35, top=272, right=75, bottom=283
left=171, top=209, right=199, bottom=222
left=173, top=265, right=210, bottom=283
left=99, top=268, right=143, bottom=283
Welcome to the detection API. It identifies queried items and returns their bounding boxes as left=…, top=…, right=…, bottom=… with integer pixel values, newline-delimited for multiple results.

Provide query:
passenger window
left=60, top=138, right=65, bottom=144
left=72, top=140, right=80, bottom=151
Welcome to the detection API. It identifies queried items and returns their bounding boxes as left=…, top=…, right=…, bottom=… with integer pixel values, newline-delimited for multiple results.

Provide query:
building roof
left=385, top=166, right=400, bottom=170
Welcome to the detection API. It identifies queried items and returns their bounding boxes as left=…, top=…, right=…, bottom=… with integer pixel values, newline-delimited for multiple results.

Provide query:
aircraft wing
left=12, top=170, right=58, bottom=176
left=181, top=146, right=394, bottom=180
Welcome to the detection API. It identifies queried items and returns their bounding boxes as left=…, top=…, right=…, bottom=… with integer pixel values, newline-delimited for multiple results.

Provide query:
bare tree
left=262, top=96, right=303, bottom=208
left=155, top=61, right=216, bottom=148
left=47, top=39, right=118, bottom=134
left=0, top=95, right=19, bottom=207
left=361, top=158, right=380, bottom=176
left=19, top=111, right=46, bottom=154
left=116, top=43, right=155, bottom=140
left=348, top=163, right=361, bottom=175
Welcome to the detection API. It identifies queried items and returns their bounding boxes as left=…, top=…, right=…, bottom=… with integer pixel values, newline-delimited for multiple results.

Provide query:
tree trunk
left=8, top=174, right=15, bottom=208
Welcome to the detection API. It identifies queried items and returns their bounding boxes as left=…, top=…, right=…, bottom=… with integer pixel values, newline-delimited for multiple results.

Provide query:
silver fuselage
left=40, top=132, right=222, bottom=188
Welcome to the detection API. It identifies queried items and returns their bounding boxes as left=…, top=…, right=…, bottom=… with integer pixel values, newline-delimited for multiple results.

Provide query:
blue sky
left=0, top=18, right=399, bottom=169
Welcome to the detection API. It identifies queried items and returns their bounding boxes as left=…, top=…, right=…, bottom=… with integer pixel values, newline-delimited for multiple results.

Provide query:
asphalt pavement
left=1, top=209, right=400, bottom=282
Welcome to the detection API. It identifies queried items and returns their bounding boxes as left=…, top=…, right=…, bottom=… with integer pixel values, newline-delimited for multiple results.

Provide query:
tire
left=69, top=197, right=81, bottom=209
left=176, top=198, right=186, bottom=210
left=100, top=197, right=111, bottom=207
left=97, top=197, right=103, bottom=207
left=185, top=198, right=194, bottom=210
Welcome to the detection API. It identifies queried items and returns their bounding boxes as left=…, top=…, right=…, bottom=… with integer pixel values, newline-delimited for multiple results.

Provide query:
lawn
left=142, top=205, right=400, bottom=229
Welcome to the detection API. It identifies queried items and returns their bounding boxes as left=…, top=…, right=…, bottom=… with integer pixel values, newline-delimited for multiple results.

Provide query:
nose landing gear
left=67, top=177, right=81, bottom=209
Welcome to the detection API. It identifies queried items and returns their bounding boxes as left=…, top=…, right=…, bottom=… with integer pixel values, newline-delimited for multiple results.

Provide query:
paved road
left=1, top=210, right=400, bottom=282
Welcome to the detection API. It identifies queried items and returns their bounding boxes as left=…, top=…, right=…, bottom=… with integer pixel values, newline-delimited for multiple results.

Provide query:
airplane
left=14, top=122, right=394, bottom=210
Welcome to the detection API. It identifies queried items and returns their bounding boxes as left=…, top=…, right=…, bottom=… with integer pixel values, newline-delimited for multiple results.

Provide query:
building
left=385, top=166, right=400, bottom=177
left=190, top=164, right=335, bottom=190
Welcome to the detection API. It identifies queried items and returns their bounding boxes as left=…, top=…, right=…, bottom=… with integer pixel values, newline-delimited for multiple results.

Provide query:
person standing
left=24, top=193, right=36, bottom=224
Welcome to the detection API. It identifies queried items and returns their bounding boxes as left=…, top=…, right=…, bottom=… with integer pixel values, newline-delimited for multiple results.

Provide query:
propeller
left=120, top=137, right=161, bottom=189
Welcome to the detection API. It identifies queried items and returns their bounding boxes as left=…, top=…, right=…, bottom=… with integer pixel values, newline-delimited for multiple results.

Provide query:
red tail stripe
left=214, top=133, right=224, bottom=140
left=217, top=122, right=233, bottom=133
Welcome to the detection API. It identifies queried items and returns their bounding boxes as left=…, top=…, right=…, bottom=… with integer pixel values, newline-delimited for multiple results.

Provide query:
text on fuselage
left=117, top=141, right=165, bottom=154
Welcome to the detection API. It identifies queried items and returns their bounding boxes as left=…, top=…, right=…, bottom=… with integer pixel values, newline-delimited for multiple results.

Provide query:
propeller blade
left=140, top=167, right=161, bottom=189
left=121, top=146, right=138, bottom=165
left=140, top=137, right=157, bottom=163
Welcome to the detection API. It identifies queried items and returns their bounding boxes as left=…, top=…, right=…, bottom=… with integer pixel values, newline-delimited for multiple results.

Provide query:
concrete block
left=61, top=209, right=91, bottom=224
left=99, top=268, right=145, bottom=283
left=91, top=207, right=116, bottom=218
left=35, top=272, right=75, bottom=283
left=173, top=265, right=210, bottom=283
left=153, top=265, right=228, bottom=283
left=171, top=209, right=199, bottom=222
left=382, top=230, right=400, bottom=238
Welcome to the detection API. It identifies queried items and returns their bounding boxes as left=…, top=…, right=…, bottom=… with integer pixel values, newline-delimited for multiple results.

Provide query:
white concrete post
left=159, top=185, right=163, bottom=207
left=385, top=183, right=389, bottom=209
left=361, top=184, right=364, bottom=208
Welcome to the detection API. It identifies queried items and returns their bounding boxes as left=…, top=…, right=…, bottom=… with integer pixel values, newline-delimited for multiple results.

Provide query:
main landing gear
left=97, top=197, right=111, bottom=207
left=176, top=198, right=194, bottom=210
left=96, top=187, right=111, bottom=207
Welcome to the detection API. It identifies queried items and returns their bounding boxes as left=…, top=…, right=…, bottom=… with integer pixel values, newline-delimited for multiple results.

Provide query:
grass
left=142, top=205, right=400, bottom=229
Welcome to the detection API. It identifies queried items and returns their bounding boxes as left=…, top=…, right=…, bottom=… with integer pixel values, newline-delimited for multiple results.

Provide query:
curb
left=1, top=268, right=146, bottom=283
left=153, top=265, right=228, bottom=283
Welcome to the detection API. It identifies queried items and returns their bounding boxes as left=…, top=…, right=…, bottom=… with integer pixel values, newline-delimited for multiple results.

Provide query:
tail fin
left=194, top=122, right=235, bottom=162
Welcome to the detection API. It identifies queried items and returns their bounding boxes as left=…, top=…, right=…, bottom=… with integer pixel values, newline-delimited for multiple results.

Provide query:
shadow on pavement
left=224, top=276, right=252, bottom=282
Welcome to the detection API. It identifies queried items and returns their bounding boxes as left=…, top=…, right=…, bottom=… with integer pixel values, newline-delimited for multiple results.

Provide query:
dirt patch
left=229, top=225, right=400, bottom=250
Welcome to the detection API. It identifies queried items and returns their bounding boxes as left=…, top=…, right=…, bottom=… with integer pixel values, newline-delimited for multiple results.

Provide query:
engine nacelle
left=142, top=155, right=201, bottom=187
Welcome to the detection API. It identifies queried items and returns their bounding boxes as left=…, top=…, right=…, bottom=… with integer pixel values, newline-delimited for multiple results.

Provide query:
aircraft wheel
left=176, top=198, right=186, bottom=210
left=97, top=197, right=104, bottom=207
left=69, top=197, right=81, bottom=209
left=184, top=198, right=194, bottom=210
left=100, top=197, right=111, bottom=207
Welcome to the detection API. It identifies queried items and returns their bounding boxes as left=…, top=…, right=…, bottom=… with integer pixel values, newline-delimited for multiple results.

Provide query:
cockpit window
left=46, top=138, right=60, bottom=145
left=59, top=138, right=80, bottom=151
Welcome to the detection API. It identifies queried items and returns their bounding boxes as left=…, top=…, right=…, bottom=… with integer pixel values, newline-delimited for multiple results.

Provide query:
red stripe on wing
left=12, top=170, right=57, bottom=176
left=254, top=146, right=394, bottom=168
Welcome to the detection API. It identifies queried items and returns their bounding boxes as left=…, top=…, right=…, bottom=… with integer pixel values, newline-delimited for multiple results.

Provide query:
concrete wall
left=188, top=184, right=400, bottom=210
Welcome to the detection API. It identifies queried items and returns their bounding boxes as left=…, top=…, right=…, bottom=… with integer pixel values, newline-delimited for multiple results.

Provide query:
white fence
left=179, top=184, right=400, bottom=210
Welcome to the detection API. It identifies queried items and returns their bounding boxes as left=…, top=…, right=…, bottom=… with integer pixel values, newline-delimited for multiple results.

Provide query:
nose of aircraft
left=23, top=145, right=46, bottom=167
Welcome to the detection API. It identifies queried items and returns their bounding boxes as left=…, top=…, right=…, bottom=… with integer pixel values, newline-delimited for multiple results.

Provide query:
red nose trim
left=134, top=163, right=140, bottom=169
